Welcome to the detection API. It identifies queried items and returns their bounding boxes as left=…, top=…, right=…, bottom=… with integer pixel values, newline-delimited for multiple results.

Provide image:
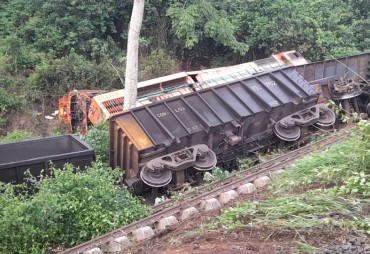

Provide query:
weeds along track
left=60, top=129, right=351, bottom=254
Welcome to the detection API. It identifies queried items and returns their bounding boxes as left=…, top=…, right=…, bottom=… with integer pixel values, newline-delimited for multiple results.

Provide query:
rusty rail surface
left=59, top=129, right=351, bottom=254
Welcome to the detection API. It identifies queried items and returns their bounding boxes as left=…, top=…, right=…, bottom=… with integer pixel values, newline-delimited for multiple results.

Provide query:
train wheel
left=317, top=106, right=336, bottom=126
left=140, top=162, right=172, bottom=188
left=273, top=123, right=301, bottom=142
left=194, top=146, right=217, bottom=171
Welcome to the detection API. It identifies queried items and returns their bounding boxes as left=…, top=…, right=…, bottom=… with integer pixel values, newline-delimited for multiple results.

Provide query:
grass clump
left=0, top=161, right=150, bottom=253
left=204, top=166, right=231, bottom=183
left=0, top=130, right=35, bottom=143
left=210, top=190, right=369, bottom=233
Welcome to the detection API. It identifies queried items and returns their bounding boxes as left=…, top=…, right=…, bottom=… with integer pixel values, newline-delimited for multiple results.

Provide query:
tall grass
left=210, top=190, right=369, bottom=233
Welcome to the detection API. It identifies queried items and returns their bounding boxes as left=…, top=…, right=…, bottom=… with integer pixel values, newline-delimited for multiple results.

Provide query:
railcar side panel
left=110, top=68, right=322, bottom=193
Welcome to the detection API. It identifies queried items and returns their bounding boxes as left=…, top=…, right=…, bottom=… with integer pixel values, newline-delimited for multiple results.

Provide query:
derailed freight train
left=109, top=68, right=336, bottom=194
left=59, top=50, right=308, bottom=133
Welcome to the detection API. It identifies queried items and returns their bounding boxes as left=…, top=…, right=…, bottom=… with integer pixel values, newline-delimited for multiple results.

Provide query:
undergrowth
left=0, top=161, right=150, bottom=254
left=210, top=189, right=370, bottom=234
left=0, top=130, right=35, bottom=143
left=80, top=123, right=109, bottom=163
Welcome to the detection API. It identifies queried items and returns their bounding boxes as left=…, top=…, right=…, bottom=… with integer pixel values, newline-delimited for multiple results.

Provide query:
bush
left=27, top=51, right=123, bottom=101
left=0, top=88, right=25, bottom=127
left=139, top=49, right=180, bottom=80
left=0, top=40, right=45, bottom=76
left=0, top=161, right=150, bottom=253
left=81, top=123, right=109, bottom=163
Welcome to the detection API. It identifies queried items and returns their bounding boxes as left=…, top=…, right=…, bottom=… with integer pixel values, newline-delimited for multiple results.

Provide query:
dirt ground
left=1, top=101, right=67, bottom=137
left=130, top=229, right=343, bottom=254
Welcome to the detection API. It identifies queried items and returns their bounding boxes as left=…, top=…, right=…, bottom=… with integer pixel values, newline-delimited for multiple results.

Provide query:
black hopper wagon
left=109, top=68, right=336, bottom=195
left=0, top=135, right=95, bottom=184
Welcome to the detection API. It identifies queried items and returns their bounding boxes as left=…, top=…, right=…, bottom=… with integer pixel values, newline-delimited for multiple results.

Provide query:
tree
left=124, top=0, right=145, bottom=110
left=167, top=0, right=249, bottom=56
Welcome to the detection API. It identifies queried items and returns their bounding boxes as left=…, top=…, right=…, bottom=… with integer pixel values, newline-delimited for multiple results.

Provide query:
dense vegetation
left=0, top=123, right=148, bottom=253
left=0, top=162, right=150, bottom=253
left=0, top=0, right=369, bottom=128
left=80, top=123, right=109, bottom=163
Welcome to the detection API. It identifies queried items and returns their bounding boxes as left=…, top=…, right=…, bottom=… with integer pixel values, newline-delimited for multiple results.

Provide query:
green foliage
left=337, top=171, right=370, bottom=196
left=0, top=34, right=45, bottom=75
left=81, top=123, right=109, bottom=163
left=210, top=190, right=368, bottom=234
left=204, top=166, right=231, bottom=183
left=168, top=0, right=369, bottom=62
left=139, top=49, right=180, bottom=80
left=0, top=87, right=25, bottom=127
left=0, top=0, right=132, bottom=57
left=0, top=130, right=35, bottom=143
left=27, top=51, right=122, bottom=100
left=167, top=0, right=249, bottom=55
left=0, top=162, right=150, bottom=253
left=236, top=0, right=364, bottom=60
left=0, top=0, right=369, bottom=114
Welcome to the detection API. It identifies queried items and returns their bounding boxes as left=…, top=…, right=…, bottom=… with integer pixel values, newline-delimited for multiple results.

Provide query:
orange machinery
left=59, top=50, right=309, bottom=133
left=59, top=90, right=107, bottom=133
left=59, top=72, right=195, bottom=133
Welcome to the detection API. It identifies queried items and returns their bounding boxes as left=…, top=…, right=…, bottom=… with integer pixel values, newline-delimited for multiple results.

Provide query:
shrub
left=81, top=123, right=109, bottom=163
left=139, top=49, right=180, bottom=80
left=0, top=161, right=150, bottom=253
left=0, top=88, right=25, bottom=127
left=27, top=51, right=122, bottom=101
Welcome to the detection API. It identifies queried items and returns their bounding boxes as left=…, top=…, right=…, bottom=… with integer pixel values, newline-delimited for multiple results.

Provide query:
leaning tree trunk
left=124, top=0, right=145, bottom=110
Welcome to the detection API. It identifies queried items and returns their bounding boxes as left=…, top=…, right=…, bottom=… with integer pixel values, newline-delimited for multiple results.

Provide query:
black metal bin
left=0, top=135, right=95, bottom=184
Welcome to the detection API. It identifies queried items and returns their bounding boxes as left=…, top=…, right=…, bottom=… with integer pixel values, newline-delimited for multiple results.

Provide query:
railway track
left=60, top=130, right=351, bottom=254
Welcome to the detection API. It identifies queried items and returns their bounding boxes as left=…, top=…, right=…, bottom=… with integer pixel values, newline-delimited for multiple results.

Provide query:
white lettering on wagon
left=264, top=80, right=277, bottom=87
left=157, top=112, right=170, bottom=117
left=251, top=85, right=262, bottom=92
left=174, top=107, right=185, bottom=113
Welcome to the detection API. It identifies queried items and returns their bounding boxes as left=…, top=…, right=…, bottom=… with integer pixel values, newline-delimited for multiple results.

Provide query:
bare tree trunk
left=124, top=0, right=145, bottom=110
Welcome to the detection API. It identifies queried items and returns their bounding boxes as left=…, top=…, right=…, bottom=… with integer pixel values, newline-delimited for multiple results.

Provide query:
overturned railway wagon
left=295, top=52, right=370, bottom=114
left=110, top=68, right=336, bottom=194
left=0, top=135, right=95, bottom=184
